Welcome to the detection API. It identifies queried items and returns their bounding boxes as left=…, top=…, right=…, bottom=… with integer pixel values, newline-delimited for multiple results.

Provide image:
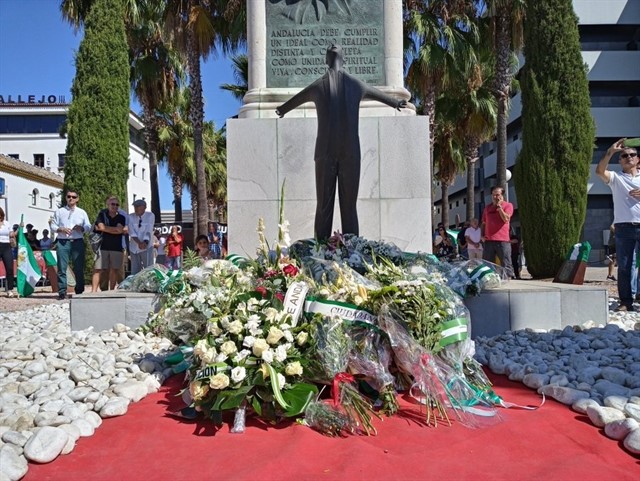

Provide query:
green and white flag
left=17, top=216, right=42, bottom=297
left=42, top=250, right=57, bottom=267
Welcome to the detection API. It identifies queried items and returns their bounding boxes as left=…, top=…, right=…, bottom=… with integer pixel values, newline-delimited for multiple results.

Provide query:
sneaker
left=615, top=304, right=634, bottom=312
left=57, top=293, right=67, bottom=300
left=606, top=275, right=617, bottom=281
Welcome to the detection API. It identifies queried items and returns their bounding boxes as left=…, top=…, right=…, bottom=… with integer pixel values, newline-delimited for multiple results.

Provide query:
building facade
left=434, top=0, right=640, bottom=260
left=0, top=101, right=151, bottom=228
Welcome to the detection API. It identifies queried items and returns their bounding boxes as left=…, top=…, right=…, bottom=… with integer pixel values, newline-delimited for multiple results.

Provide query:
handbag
left=89, top=211, right=106, bottom=254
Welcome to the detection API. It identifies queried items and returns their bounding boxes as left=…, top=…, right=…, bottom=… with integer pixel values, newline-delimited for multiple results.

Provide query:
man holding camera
left=596, top=138, right=640, bottom=311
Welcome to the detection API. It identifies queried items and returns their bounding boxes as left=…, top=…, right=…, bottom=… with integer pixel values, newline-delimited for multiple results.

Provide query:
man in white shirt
left=128, top=199, right=156, bottom=275
left=596, top=138, right=640, bottom=311
left=50, top=190, right=92, bottom=300
left=465, top=218, right=483, bottom=260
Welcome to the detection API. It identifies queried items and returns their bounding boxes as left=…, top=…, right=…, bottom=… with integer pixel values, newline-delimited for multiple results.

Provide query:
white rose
left=264, top=307, right=278, bottom=323
left=252, top=338, right=269, bottom=357
left=227, top=320, right=244, bottom=335
left=220, top=341, right=237, bottom=355
left=283, top=330, right=294, bottom=343
left=193, top=339, right=209, bottom=357
left=285, top=361, right=303, bottom=376
left=267, top=326, right=284, bottom=345
left=242, top=336, right=256, bottom=348
left=207, top=322, right=222, bottom=336
left=215, top=353, right=228, bottom=363
left=296, top=332, right=308, bottom=346
left=220, top=316, right=231, bottom=329
left=262, top=349, right=274, bottom=364
left=233, top=349, right=251, bottom=363
left=209, top=373, right=230, bottom=390
left=189, top=382, right=210, bottom=401
left=277, top=373, right=286, bottom=388
left=275, top=345, right=288, bottom=363
left=200, top=347, right=217, bottom=365
left=231, top=366, right=247, bottom=383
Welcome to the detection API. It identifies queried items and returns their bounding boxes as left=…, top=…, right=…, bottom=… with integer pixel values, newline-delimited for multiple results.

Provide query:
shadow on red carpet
left=25, top=372, right=640, bottom=481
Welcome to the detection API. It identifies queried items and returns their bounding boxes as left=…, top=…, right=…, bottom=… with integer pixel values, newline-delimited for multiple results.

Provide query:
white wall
left=0, top=172, right=62, bottom=232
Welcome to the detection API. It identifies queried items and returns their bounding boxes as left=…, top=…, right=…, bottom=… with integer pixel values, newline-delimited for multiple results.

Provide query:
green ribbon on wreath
left=154, top=268, right=186, bottom=295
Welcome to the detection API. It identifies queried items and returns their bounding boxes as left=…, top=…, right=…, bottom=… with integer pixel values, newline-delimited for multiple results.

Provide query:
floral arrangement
left=142, top=192, right=510, bottom=435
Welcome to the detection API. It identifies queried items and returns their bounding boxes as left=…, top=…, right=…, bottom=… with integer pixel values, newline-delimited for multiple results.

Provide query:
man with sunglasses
left=596, top=138, right=640, bottom=311
left=128, top=199, right=155, bottom=275
left=50, top=190, right=92, bottom=300
left=92, top=196, right=127, bottom=292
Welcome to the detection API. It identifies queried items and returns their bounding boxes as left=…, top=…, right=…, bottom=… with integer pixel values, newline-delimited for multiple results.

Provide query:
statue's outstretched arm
left=276, top=84, right=318, bottom=117
left=363, top=85, right=407, bottom=110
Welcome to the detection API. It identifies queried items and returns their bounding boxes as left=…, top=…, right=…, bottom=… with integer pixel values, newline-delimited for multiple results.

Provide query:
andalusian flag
left=17, top=216, right=42, bottom=297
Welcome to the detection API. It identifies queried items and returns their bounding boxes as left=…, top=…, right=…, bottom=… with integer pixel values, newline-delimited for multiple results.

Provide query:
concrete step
left=70, top=291, right=162, bottom=331
left=465, top=280, right=608, bottom=338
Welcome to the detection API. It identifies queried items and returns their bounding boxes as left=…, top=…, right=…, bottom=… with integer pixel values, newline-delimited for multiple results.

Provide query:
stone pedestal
left=227, top=115, right=432, bottom=255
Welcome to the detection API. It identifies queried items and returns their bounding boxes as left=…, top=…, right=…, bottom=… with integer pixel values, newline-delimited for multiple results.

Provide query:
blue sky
left=0, top=0, right=243, bottom=210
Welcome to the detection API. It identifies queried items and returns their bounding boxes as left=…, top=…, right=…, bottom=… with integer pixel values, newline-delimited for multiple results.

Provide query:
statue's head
left=325, top=44, right=343, bottom=69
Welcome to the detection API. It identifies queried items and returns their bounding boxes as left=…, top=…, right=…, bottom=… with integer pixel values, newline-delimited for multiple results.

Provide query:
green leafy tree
left=166, top=0, right=245, bottom=236
left=220, top=53, right=248, bottom=101
left=63, top=0, right=130, bottom=279
left=514, top=0, right=595, bottom=278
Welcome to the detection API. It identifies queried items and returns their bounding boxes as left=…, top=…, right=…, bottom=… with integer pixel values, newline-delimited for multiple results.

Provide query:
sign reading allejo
left=266, top=0, right=385, bottom=88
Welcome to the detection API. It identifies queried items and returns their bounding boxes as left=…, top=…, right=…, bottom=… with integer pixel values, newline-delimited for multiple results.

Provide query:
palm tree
left=158, top=87, right=194, bottom=222
left=220, top=53, right=248, bottom=101
left=483, top=0, right=525, bottom=191
left=62, top=0, right=185, bottom=221
left=404, top=0, right=478, bottom=224
left=128, top=0, right=185, bottom=222
left=165, top=0, right=245, bottom=236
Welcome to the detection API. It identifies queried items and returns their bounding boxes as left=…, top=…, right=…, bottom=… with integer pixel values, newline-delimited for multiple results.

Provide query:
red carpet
left=25, top=373, right=640, bottom=481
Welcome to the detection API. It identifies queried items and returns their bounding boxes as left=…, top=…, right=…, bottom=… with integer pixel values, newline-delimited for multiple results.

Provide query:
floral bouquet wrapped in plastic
left=305, top=315, right=380, bottom=435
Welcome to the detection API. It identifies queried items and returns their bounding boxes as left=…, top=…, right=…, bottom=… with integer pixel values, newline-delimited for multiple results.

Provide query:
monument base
left=227, top=115, right=432, bottom=256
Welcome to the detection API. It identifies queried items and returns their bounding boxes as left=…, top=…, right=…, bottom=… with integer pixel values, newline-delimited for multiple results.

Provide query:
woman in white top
left=0, top=207, right=17, bottom=297
left=465, top=218, right=483, bottom=261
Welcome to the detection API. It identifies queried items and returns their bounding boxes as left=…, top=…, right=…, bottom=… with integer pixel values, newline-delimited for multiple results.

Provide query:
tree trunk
left=440, top=181, right=450, bottom=228
left=186, top=6, right=208, bottom=238
left=142, top=107, right=161, bottom=223
left=172, top=175, right=183, bottom=223
left=208, top=199, right=216, bottom=222
left=465, top=139, right=479, bottom=221
left=424, top=87, right=437, bottom=229
left=494, top=11, right=512, bottom=192
left=191, top=195, right=198, bottom=231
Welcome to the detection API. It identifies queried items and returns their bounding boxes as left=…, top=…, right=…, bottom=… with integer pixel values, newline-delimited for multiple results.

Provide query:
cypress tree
left=64, top=0, right=130, bottom=280
left=513, top=0, right=595, bottom=278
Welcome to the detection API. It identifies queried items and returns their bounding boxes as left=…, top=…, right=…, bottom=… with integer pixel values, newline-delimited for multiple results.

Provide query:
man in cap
left=276, top=44, right=407, bottom=240
left=128, top=199, right=156, bottom=275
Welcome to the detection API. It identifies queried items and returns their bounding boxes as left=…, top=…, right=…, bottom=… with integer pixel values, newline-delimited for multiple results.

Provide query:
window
left=0, top=114, right=66, bottom=134
left=455, top=201, right=459, bottom=207
left=142, top=168, right=146, bottom=180
left=34, top=154, right=45, bottom=168
left=58, top=154, right=65, bottom=170
left=32, top=188, right=39, bottom=206
left=8, top=154, right=19, bottom=160
left=133, top=163, right=137, bottom=176
left=49, top=192, right=56, bottom=209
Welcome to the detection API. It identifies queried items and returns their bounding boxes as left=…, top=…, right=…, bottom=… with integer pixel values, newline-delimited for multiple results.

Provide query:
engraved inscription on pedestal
left=266, top=0, right=385, bottom=88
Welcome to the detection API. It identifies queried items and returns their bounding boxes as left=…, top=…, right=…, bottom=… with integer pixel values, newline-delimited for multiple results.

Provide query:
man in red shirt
left=481, top=186, right=515, bottom=278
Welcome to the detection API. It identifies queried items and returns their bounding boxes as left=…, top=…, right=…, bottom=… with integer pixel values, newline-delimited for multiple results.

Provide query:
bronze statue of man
left=276, top=44, right=407, bottom=240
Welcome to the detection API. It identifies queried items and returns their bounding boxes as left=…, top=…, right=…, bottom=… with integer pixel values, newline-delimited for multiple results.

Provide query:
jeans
left=57, top=239, right=85, bottom=296
left=614, top=223, right=640, bottom=307
left=166, top=255, right=181, bottom=271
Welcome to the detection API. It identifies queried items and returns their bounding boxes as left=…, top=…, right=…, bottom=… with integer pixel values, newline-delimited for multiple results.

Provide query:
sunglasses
left=66, top=195, right=78, bottom=199
left=138, top=219, right=142, bottom=228
left=110, top=203, right=119, bottom=206
left=621, top=153, right=638, bottom=159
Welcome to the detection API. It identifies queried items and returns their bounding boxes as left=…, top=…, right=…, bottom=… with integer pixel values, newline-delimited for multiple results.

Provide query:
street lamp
left=505, top=169, right=512, bottom=201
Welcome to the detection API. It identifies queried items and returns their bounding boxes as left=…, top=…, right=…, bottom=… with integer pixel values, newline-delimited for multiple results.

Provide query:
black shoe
left=615, top=304, right=634, bottom=312
left=57, top=293, right=67, bottom=300
left=607, top=275, right=617, bottom=281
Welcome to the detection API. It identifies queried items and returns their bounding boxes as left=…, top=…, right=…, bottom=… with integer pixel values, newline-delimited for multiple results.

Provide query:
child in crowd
left=195, top=235, right=213, bottom=260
